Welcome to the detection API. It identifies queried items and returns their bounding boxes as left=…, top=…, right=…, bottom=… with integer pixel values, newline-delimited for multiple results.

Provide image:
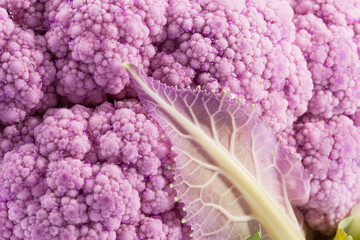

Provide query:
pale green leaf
left=334, top=202, right=360, bottom=240
left=247, top=226, right=262, bottom=240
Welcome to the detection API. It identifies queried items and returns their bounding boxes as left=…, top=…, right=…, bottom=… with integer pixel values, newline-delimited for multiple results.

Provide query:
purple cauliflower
left=293, top=8, right=360, bottom=119
left=0, top=99, right=189, bottom=239
left=0, top=8, right=57, bottom=125
left=41, top=0, right=315, bottom=134
left=43, top=0, right=168, bottom=105
left=287, top=0, right=360, bottom=234
left=150, top=0, right=313, bottom=133
left=0, top=0, right=46, bottom=30
left=293, top=115, right=360, bottom=233
left=1, top=0, right=360, bottom=238
left=292, top=0, right=360, bottom=127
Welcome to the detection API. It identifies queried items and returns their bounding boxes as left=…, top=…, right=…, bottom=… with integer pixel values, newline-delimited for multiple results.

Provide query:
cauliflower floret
left=117, top=224, right=137, bottom=240
left=138, top=217, right=166, bottom=240
left=161, top=211, right=183, bottom=240
left=0, top=117, right=41, bottom=157
left=0, top=99, right=186, bottom=239
left=84, top=164, right=141, bottom=228
left=44, top=0, right=168, bottom=104
left=294, top=115, right=360, bottom=233
left=0, top=144, right=47, bottom=202
left=292, top=0, right=360, bottom=130
left=0, top=8, right=57, bottom=125
left=34, top=107, right=92, bottom=161
left=293, top=14, right=360, bottom=118
left=150, top=53, right=195, bottom=88
left=55, top=59, right=106, bottom=106
left=0, top=0, right=46, bottom=29
left=141, top=175, right=176, bottom=215
left=150, top=0, right=313, bottom=133
left=89, top=100, right=171, bottom=176
left=46, top=159, right=92, bottom=194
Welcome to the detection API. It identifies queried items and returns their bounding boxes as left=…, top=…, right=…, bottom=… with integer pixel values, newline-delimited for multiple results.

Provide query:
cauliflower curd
left=1, top=0, right=360, bottom=239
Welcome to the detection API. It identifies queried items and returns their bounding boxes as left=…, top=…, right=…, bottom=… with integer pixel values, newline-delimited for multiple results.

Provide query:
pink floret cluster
left=152, top=0, right=313, bottom=133
left=1, top=0, right=360, bottom=237
left=0, top=8, right=56, bottom=125
left=288, top=0, right=360, bottom=234
left=0, top=100, right=188, bottom=240
left=293, top=115, right=360, bottom=232
left=0, top=0, right=46, bottom=29
left=44, top=0, right=168, bottom=105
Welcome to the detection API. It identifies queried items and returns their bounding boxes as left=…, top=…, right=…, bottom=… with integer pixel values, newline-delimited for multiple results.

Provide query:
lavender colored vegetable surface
left=1, top=0, right=360, bottom=239
left=123, top=63, right=310, bottom=240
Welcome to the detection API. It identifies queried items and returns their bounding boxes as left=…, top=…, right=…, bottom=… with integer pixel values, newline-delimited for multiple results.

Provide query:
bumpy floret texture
left=42, top=0, right=168, bottom=105
left=0, top=8, right=57, bottom=125
left=292, top=0, right=360, bottom=127
left=288, top=0, right=360, bottom=234
left=34, top=106, right=92, bottom=161
left=0, top=0, right=46, bottom=29
left=294, top=115, right=360, bottom=233
left=6, top=0, right=314, bottom=133
left=0, top=100, right=189, bottom=239
left=0, top=116, right=41, bottom=157
left=293, top=4, right=360, bottom=119
left=149, top=0, right=314, bottom=133
left=2, top=0, right=360, bottom=237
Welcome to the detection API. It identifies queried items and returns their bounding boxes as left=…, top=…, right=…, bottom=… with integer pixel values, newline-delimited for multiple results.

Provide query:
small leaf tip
left=122, top=62, right=132, bottom=70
